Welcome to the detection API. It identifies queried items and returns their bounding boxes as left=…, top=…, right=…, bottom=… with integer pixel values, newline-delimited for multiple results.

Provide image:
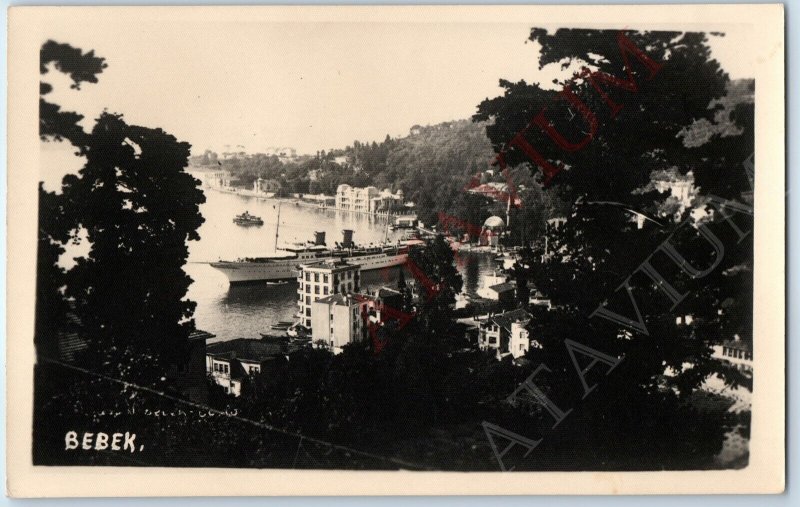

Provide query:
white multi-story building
left=336, top=184, right=379, bottom=213
left=335, top=185, right=404, bottom=214
left=297, top=260, right=361, bottom=329
left=311, top=293, right=370, bottom=354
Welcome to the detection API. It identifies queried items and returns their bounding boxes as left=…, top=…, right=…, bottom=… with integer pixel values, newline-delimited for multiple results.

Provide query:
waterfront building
left=392, top=214, right=418, bottom=229
left=476, top=271, right=510, bottom=300
left=478, top=308, right=534, bottom=359
left=297, top=259, right=361, bottom=329
left=479, top=216, right=506, bottom=247
left=206, top=338, right=287, bottom=396
left=371, top=188, right=405, bottom=214
left=336, top=184, right=379, bottom=213
left=208, top=170, right=234, bottom=189
left=335, top=184, right=404, bottom=215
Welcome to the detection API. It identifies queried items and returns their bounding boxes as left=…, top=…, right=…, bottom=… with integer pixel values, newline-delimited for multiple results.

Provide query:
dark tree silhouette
left=36, top=40, right=205, bottom=385
left=36, top=41, right=106, bottom=361
left=39, top=40, right=107, bottom=147
left=63, top=113, right=205, bottom=382
left=473, top=28, right=753, bottom=469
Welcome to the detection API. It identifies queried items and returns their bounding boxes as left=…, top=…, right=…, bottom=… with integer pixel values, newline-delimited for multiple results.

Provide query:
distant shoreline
left=201, top=184, right=416, bottom=222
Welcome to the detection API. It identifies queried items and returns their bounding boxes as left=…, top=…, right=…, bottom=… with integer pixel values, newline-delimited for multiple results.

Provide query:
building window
left=305, top=273, right=310, bottom=281
left=306, top=308, right=311, bottom=317
left=223, top=364, right=229, bottom=374
left=305, top=285, right=310, bottom=293
left=306, top=319, right=311, bottom=327
left=489, top=337, right=497, bottom=344
left=314, top=273, right=320, bottom=282
left=324, top=274, right=329, bottom=283
left=315, top=296, right=320, bottom=302
left=306, top=296, right=310, bottom=305
left=315, top=286, right=320, bottom=294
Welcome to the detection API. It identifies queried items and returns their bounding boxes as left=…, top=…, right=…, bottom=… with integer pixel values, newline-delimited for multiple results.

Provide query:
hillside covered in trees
left=192, top=120, right=566, bottom=234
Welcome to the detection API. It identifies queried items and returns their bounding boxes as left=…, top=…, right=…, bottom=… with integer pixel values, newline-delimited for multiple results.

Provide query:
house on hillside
left=712, top=335, right=753, bottom=375
left=478, top=308, right=537, bottom=360
left=206, top=338, right=287, bottom=396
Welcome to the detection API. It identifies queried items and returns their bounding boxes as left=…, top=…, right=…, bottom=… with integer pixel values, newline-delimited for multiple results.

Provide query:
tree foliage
left=36, top=41, right=205, bottom=386
left=474, top=28, right=753, bottom=469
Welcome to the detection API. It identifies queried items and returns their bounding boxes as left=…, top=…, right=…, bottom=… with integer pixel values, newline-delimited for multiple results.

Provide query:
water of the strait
left=186, top=173, right=497, bottom=342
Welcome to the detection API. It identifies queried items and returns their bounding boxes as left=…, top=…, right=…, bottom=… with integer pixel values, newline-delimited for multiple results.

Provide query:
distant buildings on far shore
left=335, top=184, right=406, bottom=216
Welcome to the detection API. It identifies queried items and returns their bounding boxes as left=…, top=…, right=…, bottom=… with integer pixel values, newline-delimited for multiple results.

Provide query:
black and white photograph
left=6, top=4, right=785, bottom=497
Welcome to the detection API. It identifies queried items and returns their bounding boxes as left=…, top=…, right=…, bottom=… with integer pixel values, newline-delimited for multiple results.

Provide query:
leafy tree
left=407, top=235, right=463, bottom=329
left=474, top=28, right=753, bottom=468
left=36, top=41, right=206, bottom=385
left=39, top=40, right=107, bottom=147
left=63, top=113, right=205, bottom=382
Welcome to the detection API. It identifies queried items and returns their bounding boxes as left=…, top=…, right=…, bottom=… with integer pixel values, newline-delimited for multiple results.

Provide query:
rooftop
left=722, top=338, right=752, bottom=352
left=488, top=282, right=516, bottom=293
left=377, top=287, right=403, bottom=298
left=314, top=293, right=373, bottom=307
left=206, top=338, right=286, bottom=362
left=490, top=308, right=533, bottom=332
left=189, top=329, right=216, bottom=341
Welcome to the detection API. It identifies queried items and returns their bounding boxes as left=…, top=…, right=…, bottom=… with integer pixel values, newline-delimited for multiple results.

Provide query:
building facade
left=335, top=185, right=404, bottom=215
left=712, top=336, right=753, bottom=374
left=478, top=308, right=534, bottom=360
left=297, top=260, right=361, bottom=329
left=311, top=294, right=370, bottom=354
left=206, top=338, right=286, bottom=396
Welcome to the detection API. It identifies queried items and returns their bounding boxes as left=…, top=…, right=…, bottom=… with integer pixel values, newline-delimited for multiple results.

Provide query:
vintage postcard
left=7, top=4, right=785, bottom=497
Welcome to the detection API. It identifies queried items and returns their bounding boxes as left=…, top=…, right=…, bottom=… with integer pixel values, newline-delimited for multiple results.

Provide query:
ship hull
left=211, top=252, right=408, bottom=284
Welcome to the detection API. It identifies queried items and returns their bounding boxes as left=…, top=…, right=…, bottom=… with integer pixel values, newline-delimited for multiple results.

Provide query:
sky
left=39, top=17, right=752, bottom=191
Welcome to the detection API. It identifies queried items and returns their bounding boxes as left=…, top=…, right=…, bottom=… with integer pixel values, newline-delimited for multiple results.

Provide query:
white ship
left=210, top=204, right=412, bottom=284
left=210, top=242, right=409, bottom=284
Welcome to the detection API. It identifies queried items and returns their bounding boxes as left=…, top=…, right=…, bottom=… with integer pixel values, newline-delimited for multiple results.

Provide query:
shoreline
left=203, top=185, right=405, bottom=220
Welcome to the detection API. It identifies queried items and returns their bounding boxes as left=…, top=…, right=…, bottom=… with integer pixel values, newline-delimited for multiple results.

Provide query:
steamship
left=209, top=229, right=411, bottom=285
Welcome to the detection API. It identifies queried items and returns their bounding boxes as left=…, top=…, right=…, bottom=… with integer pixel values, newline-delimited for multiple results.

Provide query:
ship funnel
left=342, top=229, right=354, bottom=248
left=314, top=231, right=326, bottom=246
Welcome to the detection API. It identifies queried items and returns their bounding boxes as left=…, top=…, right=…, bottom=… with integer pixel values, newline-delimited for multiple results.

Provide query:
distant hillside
left=193, top=119, right=497, bottom=225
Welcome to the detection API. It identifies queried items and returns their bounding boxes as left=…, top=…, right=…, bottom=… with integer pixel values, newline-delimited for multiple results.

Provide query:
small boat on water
left=233, top=211, right=264, bottom=226
left=269, top=321, right=295, bottom=331
left=265, top=280, right=289, bottom=286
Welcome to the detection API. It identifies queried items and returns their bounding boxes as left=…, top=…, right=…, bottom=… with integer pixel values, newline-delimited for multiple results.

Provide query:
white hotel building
left=297, top=260, right=361, bottom=329
left=335, top=184, right=404, bottom=215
